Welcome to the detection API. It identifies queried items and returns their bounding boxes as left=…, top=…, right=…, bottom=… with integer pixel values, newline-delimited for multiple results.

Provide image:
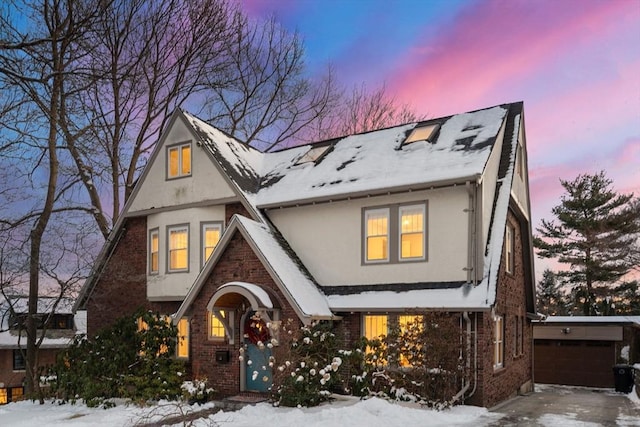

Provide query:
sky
left=241, top=0, right=640, bottom=278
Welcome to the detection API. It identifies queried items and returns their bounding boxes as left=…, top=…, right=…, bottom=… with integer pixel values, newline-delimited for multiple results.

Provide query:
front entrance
left=244, top=312, right=273, bottom=392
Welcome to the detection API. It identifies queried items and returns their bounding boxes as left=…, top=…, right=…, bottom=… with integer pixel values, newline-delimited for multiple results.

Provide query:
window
left=149, top=229, right=159, bottom=274
left=505, top=224, right=515, bottom=274
left=209, top=309, right=234, bottom=342
left=493, top=315, right=504, bottom=369
left=363, top=203, right=427, bottom=264
left=202, top=222, right=223, bottom=266
left=404, top=123, right=439, bottom=145
left=295, top=145, right=331, bottom=165
left=363, top=315, right=388, bottom=341
left=398, top=315, right=424, bottom=367
left=167, top=143, right=191, bottom=179
left=514, top=315, right=524, bottom=356
left=399, top=204, right=425, bottom=260
left=168, top=225, right=189, bottom=272
left=177, top=318, right=189, bottom=358
left=13, top=349, right=25, bottom=371
left=365, top=208, right=389, bottom=262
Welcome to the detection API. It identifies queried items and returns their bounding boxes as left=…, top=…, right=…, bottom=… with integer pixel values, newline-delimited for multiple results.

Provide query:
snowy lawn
left=0, top=396, right=501, bottom=427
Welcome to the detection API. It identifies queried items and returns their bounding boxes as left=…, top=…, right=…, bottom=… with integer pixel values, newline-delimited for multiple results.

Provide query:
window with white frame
left=399, top=204, right=425, bottom=260
left=505, top=223, right=515, bottom=274
left=363, top=203, right=427, bottom=264
left=365, top=208, right=389, bottom=262
left=167, top=143, right=191, bottom=179
left=168, top=225, right=189, bottom=272
left=176, top=317, right=189, bottom=358
left=149, top=229, right=159, bottom=274
left=209, top=309, right=234, bottom=342
left=202, top=222, right=223, bottom=266
left=493, top=315, right=504, bottom=369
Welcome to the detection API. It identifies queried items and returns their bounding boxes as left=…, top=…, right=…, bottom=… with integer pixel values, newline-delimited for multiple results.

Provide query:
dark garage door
left=534, top=340, right=615, bottom=388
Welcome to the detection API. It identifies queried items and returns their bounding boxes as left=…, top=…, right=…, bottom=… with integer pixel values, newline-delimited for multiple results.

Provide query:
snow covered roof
left=534, top=316, right=640, bottom=326
left=183, top=104, right=510, bottom=209
left=175, top=215, right=335, bottom=323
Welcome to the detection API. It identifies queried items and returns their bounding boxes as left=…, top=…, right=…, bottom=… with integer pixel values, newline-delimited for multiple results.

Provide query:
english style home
left=77, top=101, right=536, bottom=407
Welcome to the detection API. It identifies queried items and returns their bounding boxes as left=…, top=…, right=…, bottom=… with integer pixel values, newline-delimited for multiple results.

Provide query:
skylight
left=294, top=145, right=331, bottom=165
left=404, top=123, right=439, bottom=145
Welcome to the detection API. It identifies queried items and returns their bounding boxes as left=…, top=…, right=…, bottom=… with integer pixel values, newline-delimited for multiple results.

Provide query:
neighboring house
left=0, top=296, right=86, bottom=404
left=533, top=316, right=640, bottom=388
left=76, top=102, right=536, bottom=407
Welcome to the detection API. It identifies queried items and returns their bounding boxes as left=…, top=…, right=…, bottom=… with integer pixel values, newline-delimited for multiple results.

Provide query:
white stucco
left=128, top=118, right=236, bottom=213
left=267, top=187, right=472, bottom=286
left=146, top=205, right=226, bottom=300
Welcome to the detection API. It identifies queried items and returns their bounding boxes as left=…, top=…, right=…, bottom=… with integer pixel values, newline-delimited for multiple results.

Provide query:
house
left=534, top=316, right=640, bottom=388
left=0, top=296, right=86, bottom=404
left=76, top=101, right=536, bottom=407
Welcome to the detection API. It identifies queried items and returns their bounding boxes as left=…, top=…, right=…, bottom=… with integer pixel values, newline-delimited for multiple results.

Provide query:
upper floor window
left=168, top=224, right=189, bottom=272
left=149, top=229, right=159, bottom=274
left=365, top=208, right=389, bottom=262
left=505, top=223, right=515, bottom=274
left=363, top=203, right=427, bottom=264
left=202, top=222, right=223, bottom=266
left=493, top=315, right=504, bottom=370
left=167, top=143, right=191, bottom=179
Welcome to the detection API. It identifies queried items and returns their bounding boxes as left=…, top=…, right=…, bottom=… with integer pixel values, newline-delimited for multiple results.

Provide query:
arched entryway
left=206, top=281, right=281, bottom=393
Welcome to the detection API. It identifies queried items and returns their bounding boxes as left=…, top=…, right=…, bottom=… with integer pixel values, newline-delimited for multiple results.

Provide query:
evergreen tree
left=534, top=171, right=640, bottom=315
left=536, top=269, right=567, bottom=316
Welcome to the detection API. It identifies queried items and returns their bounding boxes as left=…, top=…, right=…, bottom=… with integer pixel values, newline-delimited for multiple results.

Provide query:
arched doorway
left=243, top=311, right=273, bottom=392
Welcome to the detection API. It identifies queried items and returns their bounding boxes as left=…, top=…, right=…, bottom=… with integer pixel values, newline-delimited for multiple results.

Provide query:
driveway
left=488, top=384, right=640, bottom=426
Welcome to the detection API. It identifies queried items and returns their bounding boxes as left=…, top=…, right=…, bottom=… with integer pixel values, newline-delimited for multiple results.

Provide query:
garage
left=533, top=316, right=640, bottom=389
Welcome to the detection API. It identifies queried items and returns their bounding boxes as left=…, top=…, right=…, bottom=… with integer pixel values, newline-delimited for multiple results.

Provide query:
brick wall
left=225, top=203, right=252, bottom=224
left=470, top=209, right=533, bottom=407
left=85, top=217, right=179, bottom=337
left=188, top=229, right=300, bottom=396
left=0, top=348, right=60, bottom=389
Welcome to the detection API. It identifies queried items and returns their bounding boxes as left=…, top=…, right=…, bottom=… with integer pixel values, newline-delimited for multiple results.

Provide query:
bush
left=49, top=309, right=186, bottom=407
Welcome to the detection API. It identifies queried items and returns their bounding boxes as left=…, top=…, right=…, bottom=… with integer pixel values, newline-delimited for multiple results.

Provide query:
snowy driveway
left=488, top=384, right=640, bottom=426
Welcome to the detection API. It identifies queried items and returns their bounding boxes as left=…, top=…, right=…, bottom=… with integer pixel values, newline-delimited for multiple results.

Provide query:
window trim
left=13, top=349, right=25, bottom=371
left=166, top=141, right=192, bottom=180
left=362, top=202, right=428, bottom=265
left=493, top=315, right=504, bottom=370
left=363, top=207, right=390, bottom=264
left=167, top=224, right=190, bottom=273
left=149, top=228, right=159, bottom=275
left=201, top=221, right=224, bottom=268
left=505, top=223, right=515, bottom=274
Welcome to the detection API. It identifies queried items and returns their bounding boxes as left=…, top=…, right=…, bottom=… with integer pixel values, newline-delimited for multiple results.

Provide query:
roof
left=174, top=215, right=335, bottom=323
left=534, top=316, right=640, bottom=326
left=183, top=103, right=511, bottom=209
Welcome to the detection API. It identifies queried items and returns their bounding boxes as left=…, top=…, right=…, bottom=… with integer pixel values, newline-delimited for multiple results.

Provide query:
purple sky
left=242, top=0, right=640, bottom=277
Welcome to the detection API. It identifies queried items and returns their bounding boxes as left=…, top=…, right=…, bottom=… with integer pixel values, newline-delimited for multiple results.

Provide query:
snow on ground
left=0, top=397, right=501, bottom=427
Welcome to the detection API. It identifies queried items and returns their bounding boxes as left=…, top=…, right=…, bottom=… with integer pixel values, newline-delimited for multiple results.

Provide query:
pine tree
left=536, top=269, right=567, bottom=316
left=534, top=171, right=640, bottom=315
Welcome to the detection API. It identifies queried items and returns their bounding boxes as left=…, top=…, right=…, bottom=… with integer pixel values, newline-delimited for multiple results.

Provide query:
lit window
left=404, top=123, right=439, bottom=145
left=168, top=143, right=191, bottom=179
left=365, top=208, right=389, bottom=262
left=0, top=388, right=6, bottom=404
left=209, top=310, right=234, bottom=341
left=177, top=318, right=189, bottom=359
left=505, top=224, right=515, bottom=274
left=398, top=315, right=424, bottom=367
left=399, top=205, right=425, bottom=260
left=363, top=315, right=388, bottom=340
left=13, top=350, right=25, bottom=371
left=493, top=315, right=504, bottom=369
left=168, top=225, right=189, bottom=272
left=149, top=229, right=159, bottom=274
left=202, top=223, right=222, bottom=266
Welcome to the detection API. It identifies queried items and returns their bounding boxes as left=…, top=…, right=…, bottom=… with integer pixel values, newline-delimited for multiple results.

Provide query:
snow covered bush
left=181, top=378, right=215, bottom=404
left=49, top=309, right=185, bottom=407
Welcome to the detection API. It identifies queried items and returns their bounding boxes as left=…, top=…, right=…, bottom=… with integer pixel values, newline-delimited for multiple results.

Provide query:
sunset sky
left=242, top=0, right=640, bottom=277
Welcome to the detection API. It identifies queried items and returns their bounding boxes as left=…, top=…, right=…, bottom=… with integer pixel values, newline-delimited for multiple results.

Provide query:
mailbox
left=215, top=350, right=230, bottom=364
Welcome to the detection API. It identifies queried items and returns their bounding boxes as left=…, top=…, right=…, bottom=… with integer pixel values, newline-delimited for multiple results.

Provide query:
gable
left=128, top=113, right=237, bottom=214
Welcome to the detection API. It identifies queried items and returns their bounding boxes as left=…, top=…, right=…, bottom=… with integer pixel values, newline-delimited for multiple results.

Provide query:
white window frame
left=201, top=222, right=223, bottom=268
left=209, top=309, right=235, bottom=344
left=364, top=208, right=390, bottom=263
left=167, top=224, right=189, bottom=273
left=398, top=204, right=426, bottom=261
left=149, top=228, right=159, bottom=274
left=167, top=142, right=192, bottom=179
left=493, top=315, right=504, bottom=370
left=505, top=224, right=515, bottom=274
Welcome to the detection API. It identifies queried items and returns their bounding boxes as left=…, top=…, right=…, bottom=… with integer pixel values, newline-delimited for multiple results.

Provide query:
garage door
left=534, top=339, right=615, bottom=388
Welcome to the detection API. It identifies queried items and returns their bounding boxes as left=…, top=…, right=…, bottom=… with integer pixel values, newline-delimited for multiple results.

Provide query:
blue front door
left=244, top=313, right=272, bottom=392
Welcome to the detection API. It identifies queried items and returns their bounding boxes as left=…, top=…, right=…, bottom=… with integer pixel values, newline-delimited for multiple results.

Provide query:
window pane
left=211, top=313, right=226, bottom=338
left=181, top=145, right=191, bottom=175
left=401, top=233, right=423, bottom=258
left=168, top=147, right=179, bottom=177
left=367, top=236, right=388, bottom=260
left=400, top=206, right=424, bottom=260
left=169, top=228, right=188, bottom=270
left=150, top=232, right=159, bottom=273
left=177, top=318, right=189, bottom=358
left=203, top=225, right=221, bottom=263
left=363, top=315, right=388, bottom=340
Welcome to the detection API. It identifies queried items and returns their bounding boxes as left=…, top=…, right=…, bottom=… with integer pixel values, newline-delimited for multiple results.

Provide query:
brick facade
left=84, top=216, right=180, bottom=337
left=187, top=229, right=300, bottom=396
